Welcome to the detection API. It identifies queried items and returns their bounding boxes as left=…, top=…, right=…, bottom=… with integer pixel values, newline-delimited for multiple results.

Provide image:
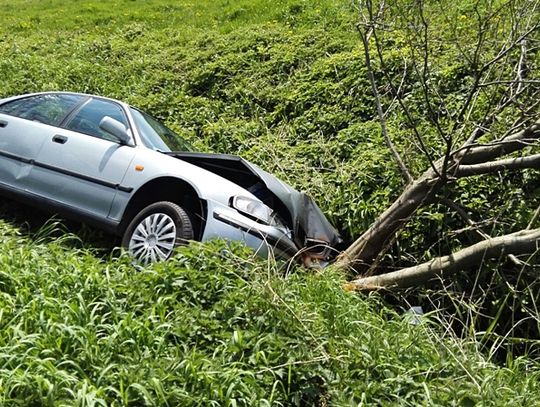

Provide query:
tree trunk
left=334, top=169, right=444, bottom=273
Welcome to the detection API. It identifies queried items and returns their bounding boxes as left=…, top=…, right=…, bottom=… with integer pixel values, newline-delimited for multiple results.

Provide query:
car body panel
left=208, top=201, right=299, bottom=258
left=107, top=148, right=261, bottom=223
left=170, top=152, right=342, bottom=254
left=0, top=114, right=53, bottom=189
left=28, top=128, right=137, bottom=219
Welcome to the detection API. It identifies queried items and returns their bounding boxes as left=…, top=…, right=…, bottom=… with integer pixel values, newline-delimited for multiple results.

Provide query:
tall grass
left=0, top=219, right=539, bottom=405
left=0, top=0, right=353, bottom=34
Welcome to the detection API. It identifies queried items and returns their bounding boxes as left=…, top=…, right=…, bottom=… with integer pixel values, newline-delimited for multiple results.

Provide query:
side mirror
left=99, top=116, right=132, bottom=145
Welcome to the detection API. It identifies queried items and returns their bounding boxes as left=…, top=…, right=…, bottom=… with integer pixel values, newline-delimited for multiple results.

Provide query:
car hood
left=169, top=152, right=342, bottom=255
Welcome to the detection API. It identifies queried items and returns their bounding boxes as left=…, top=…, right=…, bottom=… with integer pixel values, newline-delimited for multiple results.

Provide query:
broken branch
left=348, top=228, right=540, bottom=289
left=456, top=153, right=540, bottom=177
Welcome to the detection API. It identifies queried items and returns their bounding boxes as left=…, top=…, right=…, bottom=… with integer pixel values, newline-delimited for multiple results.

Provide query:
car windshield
left=130, top=108, right=192, bottom=152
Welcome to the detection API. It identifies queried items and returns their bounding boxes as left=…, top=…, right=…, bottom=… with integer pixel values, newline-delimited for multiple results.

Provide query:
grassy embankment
left=0, top=0, right=539, bottom=404
left=1, top=222, right=540, bottom=405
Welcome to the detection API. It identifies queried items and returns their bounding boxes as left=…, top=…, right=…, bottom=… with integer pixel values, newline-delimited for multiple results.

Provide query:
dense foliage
left=0, top=0, right=539, bottom=404
left=0, top=0, right=405, bottom=242
left=1, top=221, right=539, bottom=405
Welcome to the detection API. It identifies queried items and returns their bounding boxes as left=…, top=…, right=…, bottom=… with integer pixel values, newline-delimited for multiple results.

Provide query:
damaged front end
left=169, top=152, right=342, bottom=263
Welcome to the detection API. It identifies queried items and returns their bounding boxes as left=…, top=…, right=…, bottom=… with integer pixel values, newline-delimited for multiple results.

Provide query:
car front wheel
left=122, top=201, right=194, bottom=264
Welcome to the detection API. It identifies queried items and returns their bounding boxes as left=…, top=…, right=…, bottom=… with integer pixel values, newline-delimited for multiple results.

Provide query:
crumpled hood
left=169, top=152, right=342, bottom=253
left=245, top=161, right=343, bottom=251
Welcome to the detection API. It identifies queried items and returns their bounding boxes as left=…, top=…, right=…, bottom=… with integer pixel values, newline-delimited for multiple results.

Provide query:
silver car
left=0, top=92, right=341, bottom=264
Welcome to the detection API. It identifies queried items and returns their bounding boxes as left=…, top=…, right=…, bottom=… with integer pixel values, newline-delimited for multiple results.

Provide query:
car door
left=0, top=93, right=85, bottom=191
left=28, top=97, right=136, bottom=220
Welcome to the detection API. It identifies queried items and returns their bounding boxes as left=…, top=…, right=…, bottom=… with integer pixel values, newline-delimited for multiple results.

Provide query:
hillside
left=0, top=0, right=399, bottom=240
left=0, top=0, right=540, bottom=405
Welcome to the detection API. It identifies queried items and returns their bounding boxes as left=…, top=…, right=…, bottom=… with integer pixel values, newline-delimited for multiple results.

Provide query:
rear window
left=0, top=94, right=85, bottom=126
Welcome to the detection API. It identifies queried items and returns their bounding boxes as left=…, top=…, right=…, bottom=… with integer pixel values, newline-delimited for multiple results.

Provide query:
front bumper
left=202, top=200, right=299, bottom=259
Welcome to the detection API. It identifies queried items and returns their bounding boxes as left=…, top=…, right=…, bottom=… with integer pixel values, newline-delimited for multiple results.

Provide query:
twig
left=527, top=205, right=540, bottom=230
left=440, top=198, right=523, bottom=266
left=356, top=12, right=413, bottom=185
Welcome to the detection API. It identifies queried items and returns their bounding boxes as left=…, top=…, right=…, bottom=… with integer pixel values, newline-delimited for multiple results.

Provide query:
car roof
left=0, top=91, right=127, bottom=106
left=0, top=91, right=145, bottom=146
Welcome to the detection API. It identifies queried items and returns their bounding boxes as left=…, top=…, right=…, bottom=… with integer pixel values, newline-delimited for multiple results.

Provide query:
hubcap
left=129, top=213, right=177, bottom=264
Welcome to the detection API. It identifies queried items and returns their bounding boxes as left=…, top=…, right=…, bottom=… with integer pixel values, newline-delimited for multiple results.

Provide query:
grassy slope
left=0, top=0, right=396, bottom=241
left=0, top=0, right=540, bottom=405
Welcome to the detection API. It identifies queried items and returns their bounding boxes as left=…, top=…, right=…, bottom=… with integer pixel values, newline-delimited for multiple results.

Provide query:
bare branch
left=336, top=122, right=540, bottom=273
left=439, top=198, right=491, bottom=240
left=348, top=228, right=540, bottom=290
left=456, top=153, right=540, bottom=177
left=461, top=82, right=536, bottom=147
left=453, top=3, right=540, bottom=138
left=478, top=20, right=540, bottom=76
left=514, top=39, right=528, bottom=95
left=357, top=22, right=413, bottom=184
left=439, top=198, right=524, bottom=267
left=383, top=58, right=408, bottom=118
left=365, top=2, right=442, bottom=177
left=527, top=205, right=540, bottom=230
left=339, top=0, right=540, bottom=281
left=478, top=80, right=540, bottom=87
left=455, top=122, right=540, bottom=165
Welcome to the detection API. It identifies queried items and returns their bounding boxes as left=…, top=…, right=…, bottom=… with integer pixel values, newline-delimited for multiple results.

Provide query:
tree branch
left=456, top=153, right=540, bottom=177
left=439, top=198, right=523, bottom=267
left=454, top=122, right=540, bottom=165
left=369, top=7, right=442, bottom=177
left=357, top=22, right=413, bottom=184
left=347, top=228, right=540, bottom=290
left=527, top=204, right=540, bottom=229
left=336, top=122, right=540, bottom=273
left=439, top=198, right=491, bottom=240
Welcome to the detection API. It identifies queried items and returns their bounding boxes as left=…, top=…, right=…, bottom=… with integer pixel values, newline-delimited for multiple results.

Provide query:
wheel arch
left=118, top=176, right=207, bottom=240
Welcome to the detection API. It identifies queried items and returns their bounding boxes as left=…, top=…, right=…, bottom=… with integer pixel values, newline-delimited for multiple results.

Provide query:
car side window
left=0, top=94, right=85, bottom=126
left=64, top=98, right=129, bottom=141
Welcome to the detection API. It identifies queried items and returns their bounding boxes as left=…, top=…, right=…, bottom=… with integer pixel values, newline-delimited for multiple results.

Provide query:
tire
left=121, top=201, right=194, bottom=264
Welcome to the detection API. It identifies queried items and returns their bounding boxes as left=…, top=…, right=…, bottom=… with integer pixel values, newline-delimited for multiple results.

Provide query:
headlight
left=231, top=196, right=284, bottom=227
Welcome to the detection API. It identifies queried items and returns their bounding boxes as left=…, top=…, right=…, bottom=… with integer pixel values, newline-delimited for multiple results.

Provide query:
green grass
left=1, top=0, right=540, bottom=404
left=0, top=0, right=352, bottom=34
left=0, top=220, right=539, bottom=405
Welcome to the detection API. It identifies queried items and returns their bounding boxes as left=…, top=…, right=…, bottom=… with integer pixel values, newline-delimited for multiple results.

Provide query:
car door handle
left=52, top=134, right=68, bottom=144
left=0, top=119, right=7, bottom=128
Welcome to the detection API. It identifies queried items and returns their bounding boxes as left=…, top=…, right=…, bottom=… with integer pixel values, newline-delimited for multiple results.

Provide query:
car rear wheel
left=122, top=201, right=194, bottom=264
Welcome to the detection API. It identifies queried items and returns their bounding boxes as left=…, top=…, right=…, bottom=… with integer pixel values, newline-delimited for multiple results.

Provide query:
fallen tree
left=347, top=227, right=540, bottom=289
left=336, top=0, right=540, bottom=289
left=337, top=122, right=540, bottom=280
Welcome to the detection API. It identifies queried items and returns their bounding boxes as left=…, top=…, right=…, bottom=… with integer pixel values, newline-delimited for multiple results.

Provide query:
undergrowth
left=0, top=220, right=539, bottom=405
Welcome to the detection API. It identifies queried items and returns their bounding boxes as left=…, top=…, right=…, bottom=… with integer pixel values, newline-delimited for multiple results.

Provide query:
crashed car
left=0, top=92, right=341, bottom=264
